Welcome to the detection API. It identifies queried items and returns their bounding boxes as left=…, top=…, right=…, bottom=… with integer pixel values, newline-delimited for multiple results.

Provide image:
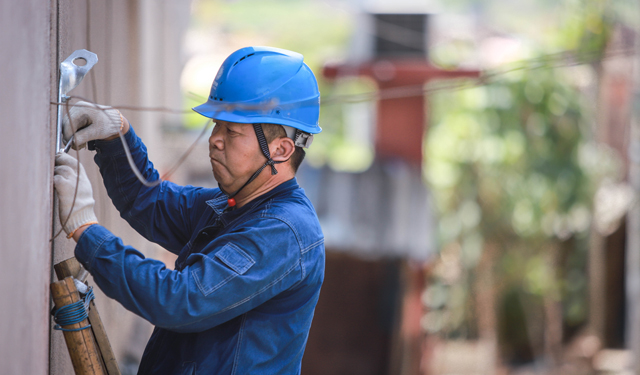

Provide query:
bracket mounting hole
left=73, top=57, right=87, bottom=66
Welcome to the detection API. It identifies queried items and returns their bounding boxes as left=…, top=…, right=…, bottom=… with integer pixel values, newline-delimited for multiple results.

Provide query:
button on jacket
left=75, top=126, right=325, bottom=374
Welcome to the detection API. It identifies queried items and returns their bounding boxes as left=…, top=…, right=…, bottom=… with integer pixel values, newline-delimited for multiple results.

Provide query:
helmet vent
left=232, top=53, right=256, bottom=67
left=210, top=96, right=224, bottom=101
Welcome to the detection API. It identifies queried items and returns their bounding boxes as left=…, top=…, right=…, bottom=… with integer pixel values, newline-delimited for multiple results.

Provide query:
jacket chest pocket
left=191, top=242, right=256, bottom=296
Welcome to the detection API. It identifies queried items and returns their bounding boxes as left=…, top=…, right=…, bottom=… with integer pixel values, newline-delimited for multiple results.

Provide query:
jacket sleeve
left=92, top=126, right=213, bottom=254
left=75, top=219, right=303, bottom=333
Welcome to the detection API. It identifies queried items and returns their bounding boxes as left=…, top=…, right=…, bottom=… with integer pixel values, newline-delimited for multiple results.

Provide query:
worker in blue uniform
left=53, top=46, right=325, bottom=374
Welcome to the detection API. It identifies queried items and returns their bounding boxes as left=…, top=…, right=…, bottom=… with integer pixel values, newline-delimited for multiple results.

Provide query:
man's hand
left=54, top=153, right=98, bottom=238
left=62, top=101, right=129, bottom=150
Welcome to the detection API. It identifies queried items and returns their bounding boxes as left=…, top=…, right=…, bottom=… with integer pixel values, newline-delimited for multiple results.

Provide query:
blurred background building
left=2, top=0, right=640, bottom=374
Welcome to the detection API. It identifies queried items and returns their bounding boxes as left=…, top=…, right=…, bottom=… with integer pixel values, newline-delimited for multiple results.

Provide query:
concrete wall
left=0, top=1, right=190, bottom=373
left=0, top=0, right=54, bottom=373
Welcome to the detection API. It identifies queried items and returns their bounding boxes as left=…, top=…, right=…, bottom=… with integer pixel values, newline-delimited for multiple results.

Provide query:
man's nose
left=209, top=128, right=223, bottom=150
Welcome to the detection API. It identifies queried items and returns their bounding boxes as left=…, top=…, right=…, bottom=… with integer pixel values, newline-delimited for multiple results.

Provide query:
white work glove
left=54, top=153, right=98, bottom=237
left=62, top=101, right=123, bottom=150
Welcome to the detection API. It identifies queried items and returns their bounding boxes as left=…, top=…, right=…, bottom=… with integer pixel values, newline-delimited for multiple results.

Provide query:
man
left=53, top=46, right=325, bottom=374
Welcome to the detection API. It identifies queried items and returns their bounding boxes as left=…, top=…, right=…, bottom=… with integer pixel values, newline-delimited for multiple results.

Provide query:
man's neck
left=232, top=169, right=295, bottom=208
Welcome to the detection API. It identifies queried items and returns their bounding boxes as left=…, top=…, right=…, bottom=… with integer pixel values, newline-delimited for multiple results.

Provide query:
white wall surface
left=0, top=0, right=55, bottom=374
left=0, top=0, right=190, bottom=373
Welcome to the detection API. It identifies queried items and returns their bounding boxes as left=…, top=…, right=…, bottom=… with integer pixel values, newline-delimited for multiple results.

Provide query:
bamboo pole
left=51, top=277, right=106, bottom=375
left=54, top=258, right=121, bottom=375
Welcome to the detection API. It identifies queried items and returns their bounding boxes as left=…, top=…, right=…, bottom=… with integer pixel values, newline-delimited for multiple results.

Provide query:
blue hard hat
left=192, top=46, right=322, bottom=134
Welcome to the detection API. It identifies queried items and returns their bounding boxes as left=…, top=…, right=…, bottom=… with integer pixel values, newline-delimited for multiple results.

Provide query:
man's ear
left=270, top=137, right=295, bottom=162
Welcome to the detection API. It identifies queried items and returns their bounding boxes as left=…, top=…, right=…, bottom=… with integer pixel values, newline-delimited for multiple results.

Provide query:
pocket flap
left=214, top=243, right=255, bottom=275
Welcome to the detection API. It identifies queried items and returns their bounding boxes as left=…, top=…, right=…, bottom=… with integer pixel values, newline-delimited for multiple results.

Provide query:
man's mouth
left=210, top=157, right=224, bottom=170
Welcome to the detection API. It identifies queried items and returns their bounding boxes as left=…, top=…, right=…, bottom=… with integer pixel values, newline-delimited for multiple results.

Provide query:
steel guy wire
left=49, top=48, right=635, bottom=116
left=48, top=45, right=633, bottom=241
left=321, top=47, right=636, bottom=105
left=48, top=46, right=635, bottom=192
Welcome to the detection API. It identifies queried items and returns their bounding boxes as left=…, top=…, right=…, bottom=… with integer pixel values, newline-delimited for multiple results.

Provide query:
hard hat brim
left=192, top=101, right=322, bottom=134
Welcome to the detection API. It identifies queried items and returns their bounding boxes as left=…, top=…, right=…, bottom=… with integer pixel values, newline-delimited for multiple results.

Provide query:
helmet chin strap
left=220, top=124, right=288, bottom=207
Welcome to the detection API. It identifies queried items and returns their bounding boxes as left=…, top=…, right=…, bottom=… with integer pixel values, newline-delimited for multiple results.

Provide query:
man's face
left=208, top=120, right=265, bottom=193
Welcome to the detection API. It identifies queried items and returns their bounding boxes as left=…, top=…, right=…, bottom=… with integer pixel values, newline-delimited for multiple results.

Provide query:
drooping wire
left=51, top=98, right=213, bottom=214
left=114, top=114, right=213, bottom=188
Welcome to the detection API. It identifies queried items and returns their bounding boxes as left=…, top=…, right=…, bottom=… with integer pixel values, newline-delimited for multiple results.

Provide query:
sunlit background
left=4, top=0, right=640, bottom=374
left=149, top=0, right=639, bottom=374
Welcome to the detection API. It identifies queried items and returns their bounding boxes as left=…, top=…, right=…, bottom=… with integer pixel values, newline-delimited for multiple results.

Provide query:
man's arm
left=92, top=125, right=212, bottom=253
left=75, top=218, right=303, bottom=333
left=62, top=102, right=209, bottom=253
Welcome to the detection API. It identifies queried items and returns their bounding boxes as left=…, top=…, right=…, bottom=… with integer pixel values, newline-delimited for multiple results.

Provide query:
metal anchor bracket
left=56, top=49, right=98, bottom=153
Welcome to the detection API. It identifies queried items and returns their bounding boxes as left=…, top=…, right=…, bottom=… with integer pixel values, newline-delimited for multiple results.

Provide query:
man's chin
left=211, top=171, right=223, bottom=185
left=211, top=172, right=232, bottom=192
left=210, top=161, right=223, bottom=181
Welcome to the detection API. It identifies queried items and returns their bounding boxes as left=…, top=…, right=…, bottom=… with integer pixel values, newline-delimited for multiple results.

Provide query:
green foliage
left=429, top=67, right=591, bottom=242
left=425, top=64, right=599, bottom=340
left=423, top=0, right=624, bottom=347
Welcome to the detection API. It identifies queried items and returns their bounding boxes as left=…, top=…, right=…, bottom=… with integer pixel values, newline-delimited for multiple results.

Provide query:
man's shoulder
left=264, top=186, right=318, bottom=222
left=248, top=185, right=324, bottom=248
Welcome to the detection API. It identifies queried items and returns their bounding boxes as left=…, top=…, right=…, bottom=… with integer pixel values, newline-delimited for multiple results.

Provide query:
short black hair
left=260, top=123, right=306, bottom=173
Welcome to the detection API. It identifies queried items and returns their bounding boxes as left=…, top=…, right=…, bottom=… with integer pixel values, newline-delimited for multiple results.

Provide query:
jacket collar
left=205, top=178, right=299, bottom=223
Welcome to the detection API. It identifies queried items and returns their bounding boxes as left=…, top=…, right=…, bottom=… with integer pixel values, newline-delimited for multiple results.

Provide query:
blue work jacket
left=74, top=126, right=325, bottom=374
